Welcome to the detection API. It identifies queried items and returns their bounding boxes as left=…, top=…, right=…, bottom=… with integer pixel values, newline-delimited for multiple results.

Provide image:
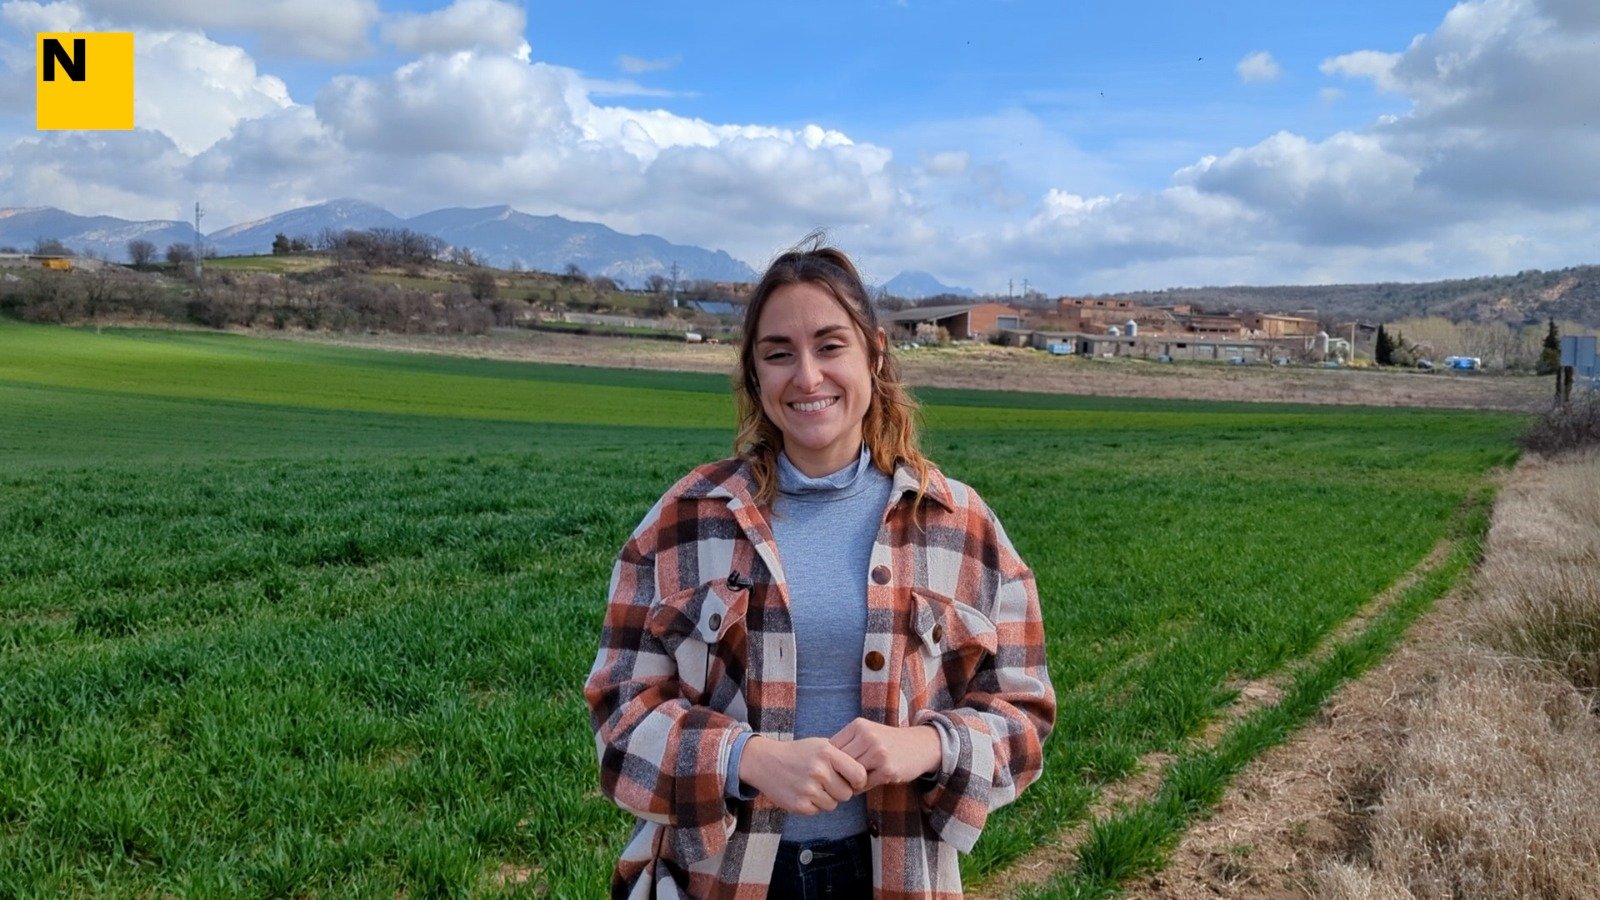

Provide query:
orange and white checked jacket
left=584, top=456, right=1055, bottom=898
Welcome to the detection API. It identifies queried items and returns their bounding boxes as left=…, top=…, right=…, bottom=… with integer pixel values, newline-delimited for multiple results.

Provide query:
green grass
left=0, top=319, right=1524, bottom=895
left=1024, top=493, right=1495, bottom=898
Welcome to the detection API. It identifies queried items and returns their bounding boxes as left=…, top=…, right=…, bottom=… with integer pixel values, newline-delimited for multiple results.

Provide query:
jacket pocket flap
left=647, top=578, right=749, bottom=644
left=910, top=588, right=998, bottom=656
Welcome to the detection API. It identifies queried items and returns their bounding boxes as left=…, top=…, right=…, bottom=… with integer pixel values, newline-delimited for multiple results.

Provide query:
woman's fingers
left=826, top=744, right=870, bottom=792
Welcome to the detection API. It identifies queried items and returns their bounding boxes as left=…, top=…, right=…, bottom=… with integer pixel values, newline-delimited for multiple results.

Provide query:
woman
left=584, top=242, right=1055, bottom=899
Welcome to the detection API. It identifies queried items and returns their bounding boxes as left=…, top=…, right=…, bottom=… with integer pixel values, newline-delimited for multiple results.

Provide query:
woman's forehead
left=757, top=281, right=858, bottom=333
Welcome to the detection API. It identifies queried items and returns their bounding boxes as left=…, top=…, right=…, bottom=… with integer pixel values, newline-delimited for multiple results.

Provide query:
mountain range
left=879, top=270, right=975, bottom=300
left=0, top=200, right=757, bottom=286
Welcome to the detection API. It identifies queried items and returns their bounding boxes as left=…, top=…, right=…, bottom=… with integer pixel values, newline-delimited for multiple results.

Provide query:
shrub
left=1520, top=392, right=1600, bottom=455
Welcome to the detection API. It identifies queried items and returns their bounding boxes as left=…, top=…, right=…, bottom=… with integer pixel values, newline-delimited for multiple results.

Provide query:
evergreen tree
left=1537, top=318, right=1561, bottom=376
left=1375, top=324, right=1395, bottom=366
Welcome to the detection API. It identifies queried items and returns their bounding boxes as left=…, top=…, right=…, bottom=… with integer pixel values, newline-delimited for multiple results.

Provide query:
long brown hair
left=733, top=238, right=933, bottom=510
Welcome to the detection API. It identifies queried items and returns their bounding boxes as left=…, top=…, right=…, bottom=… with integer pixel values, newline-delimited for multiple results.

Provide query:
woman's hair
left=733, top=236, right=932, bottom=509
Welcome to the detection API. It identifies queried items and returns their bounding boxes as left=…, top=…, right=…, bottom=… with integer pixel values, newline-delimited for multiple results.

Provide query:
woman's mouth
left=789, top=397, right=838, bottom=413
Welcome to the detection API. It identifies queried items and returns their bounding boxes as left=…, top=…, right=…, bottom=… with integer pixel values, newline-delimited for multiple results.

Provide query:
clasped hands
left=737, top=718, right=942, bottom=816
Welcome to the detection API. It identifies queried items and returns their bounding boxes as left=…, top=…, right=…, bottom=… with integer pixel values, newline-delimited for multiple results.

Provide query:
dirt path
left=243, top=327, right=1548, bottom=412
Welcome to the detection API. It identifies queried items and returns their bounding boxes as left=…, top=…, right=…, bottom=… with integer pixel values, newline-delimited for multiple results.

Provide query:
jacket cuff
left=909, top=709, right=992, bottom=853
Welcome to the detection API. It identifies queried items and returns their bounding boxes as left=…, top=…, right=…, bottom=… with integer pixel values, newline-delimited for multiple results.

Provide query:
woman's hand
left=738, top=735, right=869, bottom=815
left=829, top=719, right=942, bottom=791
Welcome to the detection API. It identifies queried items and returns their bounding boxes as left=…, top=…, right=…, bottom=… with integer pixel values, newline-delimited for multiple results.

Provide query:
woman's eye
left=763, top=352, right=789, bottom=362
left=820, top=343, right=845, bottom=353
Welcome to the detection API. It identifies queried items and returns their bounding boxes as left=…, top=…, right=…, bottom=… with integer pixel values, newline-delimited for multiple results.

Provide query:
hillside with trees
left=1116, top=264, right=1600, bottom=329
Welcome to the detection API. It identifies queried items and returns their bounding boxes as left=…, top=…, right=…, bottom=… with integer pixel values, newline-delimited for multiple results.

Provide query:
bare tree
left=127, top=239, right=156, bottom=268
left=32, top=237, right=74, bottom=257
left=468, top=268, right=498, bottom=301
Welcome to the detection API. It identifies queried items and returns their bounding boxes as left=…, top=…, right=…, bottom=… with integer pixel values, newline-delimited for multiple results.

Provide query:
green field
left=0, top=319, right=1523, bottom=896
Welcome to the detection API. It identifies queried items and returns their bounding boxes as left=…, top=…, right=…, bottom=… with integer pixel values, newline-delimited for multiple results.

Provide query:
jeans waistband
left=775, top=832, right=870, bottom=865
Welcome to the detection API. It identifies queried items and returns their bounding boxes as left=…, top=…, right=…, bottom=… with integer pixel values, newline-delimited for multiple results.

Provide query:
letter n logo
left=36, top=33, right=135, bottom=131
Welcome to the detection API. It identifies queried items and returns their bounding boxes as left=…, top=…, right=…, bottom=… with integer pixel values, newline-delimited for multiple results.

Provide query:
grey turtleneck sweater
left=725, top=444, right=893, bottom=841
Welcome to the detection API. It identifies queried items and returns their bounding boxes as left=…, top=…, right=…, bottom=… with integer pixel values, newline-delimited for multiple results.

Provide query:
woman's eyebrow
left=756, top=324, right=850, bottom=345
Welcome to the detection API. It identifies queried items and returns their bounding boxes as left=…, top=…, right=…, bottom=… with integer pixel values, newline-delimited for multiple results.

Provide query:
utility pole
left=193, top=202, right=204, bottom=279
left=1021, top=278, right=1030, bottom=299
left=669, top=261, right=680, bottom=310
left=1008, top=278, right=1014, bottom=299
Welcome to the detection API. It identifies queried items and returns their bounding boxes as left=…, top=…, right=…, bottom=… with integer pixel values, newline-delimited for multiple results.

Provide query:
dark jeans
left=767, top=832, right=872, bottom=899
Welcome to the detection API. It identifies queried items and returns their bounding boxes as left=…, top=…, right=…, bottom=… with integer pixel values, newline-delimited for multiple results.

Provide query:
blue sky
left=3, top=0, right=1598, bottom=293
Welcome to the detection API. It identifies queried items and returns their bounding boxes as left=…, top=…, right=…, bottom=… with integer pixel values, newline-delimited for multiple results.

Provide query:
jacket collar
left=681, top=454, right=956, bottom=514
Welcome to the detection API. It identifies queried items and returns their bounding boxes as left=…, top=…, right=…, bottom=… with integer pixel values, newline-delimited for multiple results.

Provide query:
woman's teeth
left=791, top=398, right=836, bottom=412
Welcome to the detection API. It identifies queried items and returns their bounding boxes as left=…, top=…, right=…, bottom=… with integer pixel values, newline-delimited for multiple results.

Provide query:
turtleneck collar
left=777, top=445, right=876, bottom=499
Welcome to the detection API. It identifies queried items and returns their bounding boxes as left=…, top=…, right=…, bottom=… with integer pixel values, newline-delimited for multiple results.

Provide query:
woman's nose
left=794, top=351, right=823, bottom=389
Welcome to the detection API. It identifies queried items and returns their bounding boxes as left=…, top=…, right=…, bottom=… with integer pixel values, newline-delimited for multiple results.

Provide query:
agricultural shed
left=881, top=302, right=1022, bottom=342
left=1020, top=329, right=1279, bottom=362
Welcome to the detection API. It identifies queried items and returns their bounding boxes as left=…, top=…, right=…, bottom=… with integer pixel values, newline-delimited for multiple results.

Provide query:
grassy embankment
left=0, top=319, right=1523, bottom=896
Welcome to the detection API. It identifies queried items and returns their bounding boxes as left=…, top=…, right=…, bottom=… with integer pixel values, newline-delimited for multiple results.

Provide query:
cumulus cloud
left=989, top=0, right=1600, bottom=290
left=380, top=0, right=529, bottom=58
left=4, top=0, right=1600, bottom=294
left=136, top=31, right=293, bottom=154
left=1236, top=51, right=1282, bottom=84
left=72, top=0, right=378, bottom=59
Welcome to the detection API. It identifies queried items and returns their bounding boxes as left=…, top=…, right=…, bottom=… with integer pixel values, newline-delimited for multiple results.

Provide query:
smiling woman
left=584, top=240, right=1057, bottom=898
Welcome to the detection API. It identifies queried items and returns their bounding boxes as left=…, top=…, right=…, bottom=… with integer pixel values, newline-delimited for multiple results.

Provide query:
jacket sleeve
left=911, top=502, right=1056, bottom=853
left=582, top=505, right=751, bottom=866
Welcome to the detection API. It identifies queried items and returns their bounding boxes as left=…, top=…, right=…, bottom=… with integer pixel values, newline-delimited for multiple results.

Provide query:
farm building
left=1043, top=297, right=1177, bottom=334
left=882, top=302, right=1023, bottom=342
left=1244, top=312, right=1320, bottom=338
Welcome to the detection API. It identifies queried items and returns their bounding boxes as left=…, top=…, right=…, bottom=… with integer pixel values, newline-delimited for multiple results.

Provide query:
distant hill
left=403, top=205, right=754, bottom=285
left=0, top=200, right=755, bottom=286
left=208, top=199, right=404, bottom=255
left=0, top=207, right=196, bottom=258
left=882, top=270, right=975, bottom=300
left=1118, top=265, right=1600, bottom=328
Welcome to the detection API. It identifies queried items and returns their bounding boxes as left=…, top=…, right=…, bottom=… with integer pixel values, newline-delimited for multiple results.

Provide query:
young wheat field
left=0, top=320, right=1523, bottom=896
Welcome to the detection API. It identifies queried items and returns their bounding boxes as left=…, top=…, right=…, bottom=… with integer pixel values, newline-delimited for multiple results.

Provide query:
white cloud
left=316, top=53, right=574, bottom=155
left=72, top=0, right=378, bottom=59
left=923, top=150, right=970, bottom=177
left=381, top=0, right=528, bottom=58
left=618, top=54, right=679, bottom=75
left=136, top=31, right=293, bottom=154
left=4, top=0, right=1600, bottom=294
left=1318, top=87, right=1344, bottom=105
left=1236, top=51, right=1282, bottom=84
left=1321, top=49, right=1404, bottom=92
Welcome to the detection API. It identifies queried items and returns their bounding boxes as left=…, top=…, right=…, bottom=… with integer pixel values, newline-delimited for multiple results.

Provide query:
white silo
left=1126, top=319, right=1139, bottom=338
left=1316, top=331, right=1330, bottom=359
left=1108, top=325, right=1121, bottom=337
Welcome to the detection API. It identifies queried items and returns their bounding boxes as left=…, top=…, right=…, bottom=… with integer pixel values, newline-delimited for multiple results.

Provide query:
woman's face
left=752, top=281, right=883, bottom=478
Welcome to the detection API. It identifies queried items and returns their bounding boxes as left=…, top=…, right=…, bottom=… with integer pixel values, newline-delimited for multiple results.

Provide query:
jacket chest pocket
left=901, top=587, right=999, bottom=712
left=646, top=578, right=749, bottom=704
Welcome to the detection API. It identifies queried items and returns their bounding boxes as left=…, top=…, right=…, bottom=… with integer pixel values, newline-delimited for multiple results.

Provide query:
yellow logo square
left=36, top=32, right=134, bottom=131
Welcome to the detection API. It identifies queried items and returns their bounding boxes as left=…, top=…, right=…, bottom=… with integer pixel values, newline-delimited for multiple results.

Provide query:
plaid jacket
left=584, top=455, right=1055, bottom=898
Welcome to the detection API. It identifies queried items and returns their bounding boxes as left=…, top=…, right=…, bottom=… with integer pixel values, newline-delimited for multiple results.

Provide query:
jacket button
left=867, top=819, right=881, bottom=838
left=871, top=565, right=891, bottom=585
left=864, top=650, right=885, bottom=671
left=708, top=613, right=722, bottom=632
left=931, top=624, right=944, bottom=643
